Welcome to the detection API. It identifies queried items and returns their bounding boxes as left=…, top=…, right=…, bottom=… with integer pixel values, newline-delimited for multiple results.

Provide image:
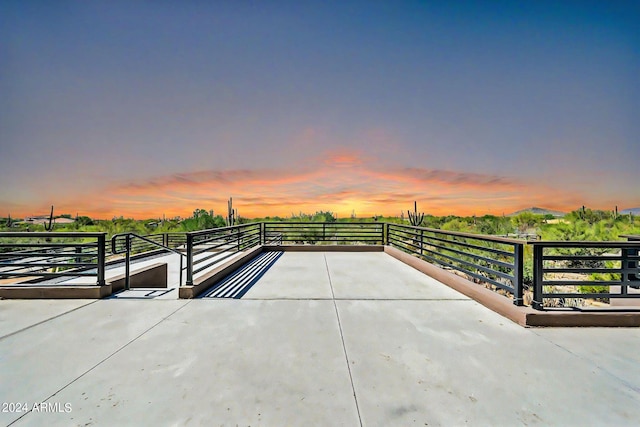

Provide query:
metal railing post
left=385, top=223, right=389, bottom=245
left=532, top=244, right=544, bottom=310
left=75, top=245, right=82, bottom=265
left=624, top=236, right=640, bottom=285
left=97, top=234, right=106, bottom=287
left=420, top=229, right=424, bottom=257
left=186, top=233, right=194, bottom=286
left=513, top=243, right=524, bottom=306
left=260, top=222, right=264, bottom=245
left=125, top=234, right=131, bottom=290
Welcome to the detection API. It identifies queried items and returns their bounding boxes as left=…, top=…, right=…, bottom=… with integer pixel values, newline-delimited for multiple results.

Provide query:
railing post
left=385, top=223, right=389, bottom=245
left=186, top=233, right=193, bottom=286
left=260, top=222, right=264, bottom=245
left=97, top=234, right=106, bottom=287
left=323, top=223, right=326, bottom=242
left=125, top=234, right=131, bottom=290
left=625, top=236, right=640, bottom=286
left=75, top=245, right=82, bottom=265
left=513, top=243, right=524, bottom=306
left=237, top=226, right=241, bottom=251
left=420, top=229, right=424, bottom=257
left=532, top=244, right=544, bottom=310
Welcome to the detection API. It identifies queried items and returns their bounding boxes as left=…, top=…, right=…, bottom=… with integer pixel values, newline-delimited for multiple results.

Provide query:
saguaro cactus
left=407, top=201, right=425, bottom=227
left=226, top=197, right=236, bottom=226
left=44, top=205, right=54, bottom=231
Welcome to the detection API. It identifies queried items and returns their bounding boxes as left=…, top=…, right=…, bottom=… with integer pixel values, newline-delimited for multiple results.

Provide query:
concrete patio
left=1, top=252, right=639, bottom=426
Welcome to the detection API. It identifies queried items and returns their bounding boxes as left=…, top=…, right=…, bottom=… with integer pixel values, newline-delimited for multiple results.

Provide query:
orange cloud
left=7, top=149, right=596, bottom=219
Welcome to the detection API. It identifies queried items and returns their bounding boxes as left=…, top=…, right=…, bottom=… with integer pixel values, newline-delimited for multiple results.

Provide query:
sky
left=1, top=1, right=638, bottom=219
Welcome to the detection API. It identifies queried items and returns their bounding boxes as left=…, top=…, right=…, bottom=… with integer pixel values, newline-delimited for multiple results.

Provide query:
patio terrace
left=2, top=251, right=640, bottom=426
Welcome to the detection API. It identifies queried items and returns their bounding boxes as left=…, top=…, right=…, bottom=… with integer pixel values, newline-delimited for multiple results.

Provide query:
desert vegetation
left=2, top=206, right=638, bottom=241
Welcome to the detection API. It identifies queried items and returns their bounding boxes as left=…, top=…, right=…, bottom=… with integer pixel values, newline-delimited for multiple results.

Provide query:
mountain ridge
left=508, top=207, right=566, bottom=217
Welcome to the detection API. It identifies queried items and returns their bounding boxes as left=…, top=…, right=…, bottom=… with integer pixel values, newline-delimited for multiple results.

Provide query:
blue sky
left=1, top=1, right=638, bottom=218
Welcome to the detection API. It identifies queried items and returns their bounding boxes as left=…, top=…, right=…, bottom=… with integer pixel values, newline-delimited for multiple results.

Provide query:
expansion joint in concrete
left=0, top=300, right=99, bottom=342
left=323, top=254, right=363, bottom=427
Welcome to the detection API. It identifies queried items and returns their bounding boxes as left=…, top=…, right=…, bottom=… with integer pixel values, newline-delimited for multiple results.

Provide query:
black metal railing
left=262, top=222, right=384, bottom=245
left=185, top=223, right=262, bottom=286
left=110, top=232, right=187, bottom=256
left=0, top=232, right=106, bottom=286
left=530, top=240, right=640, bottom=309
left=166, top=232, right=187, bottom=249
left=111, top=233, right=186, bottom=290
left=5, top=225, right=639, bottom=311
left=387, top=223, right=525, bottom=305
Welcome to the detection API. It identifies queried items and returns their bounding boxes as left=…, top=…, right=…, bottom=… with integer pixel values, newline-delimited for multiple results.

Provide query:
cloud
left=7, top=149, right=596, bottom=219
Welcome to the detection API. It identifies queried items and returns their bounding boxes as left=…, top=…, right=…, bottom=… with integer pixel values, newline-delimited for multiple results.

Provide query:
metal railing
left=387, top=223, right=525, bottom=305
left=109, top=232, right=187, bottom=256
left=263, top=222, right=384, bottom=245
left=530, top=240, right=640, bottom=309
left=185, top=223, right=262, bottom=286
left=4, top=225, right=638, bottom=310
left=0, top=232, right=106, bottom=286
left=111, top=233, right=186, bottom=290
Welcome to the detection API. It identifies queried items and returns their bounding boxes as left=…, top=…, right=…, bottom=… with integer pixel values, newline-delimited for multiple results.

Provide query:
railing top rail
left=111, top=232, right=186, bottom=257
left=0, top=232, right=107, bottom=238
left=388, top=223, right=525, bottom=245
left=528, top=240, right=640, bottom=247
left=620, top=234, right=640, bottom=241
left=186, top=222, right=261, bottom=237
left=263, top=222, right=382, bottom=226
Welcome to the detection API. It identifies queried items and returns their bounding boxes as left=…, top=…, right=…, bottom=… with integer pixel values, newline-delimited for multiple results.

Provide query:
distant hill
left=620, top=208, right=640, bottom=215
left=508, top=207, right=566, bottom=217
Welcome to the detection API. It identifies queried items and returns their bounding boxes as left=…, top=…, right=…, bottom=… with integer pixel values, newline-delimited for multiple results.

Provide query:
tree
left=511, top=212, right=544, bottom=233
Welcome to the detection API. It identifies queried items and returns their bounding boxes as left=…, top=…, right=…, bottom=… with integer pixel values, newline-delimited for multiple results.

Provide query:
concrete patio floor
left=1, top=252, right=639, bottom=426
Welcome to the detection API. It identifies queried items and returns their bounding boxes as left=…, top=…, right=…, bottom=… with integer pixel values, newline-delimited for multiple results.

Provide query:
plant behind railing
left=0, top=232, right=106, bottom=286
left=531, top=240, right=640, bottom=309
left=387, top=223, right=525, bottom=305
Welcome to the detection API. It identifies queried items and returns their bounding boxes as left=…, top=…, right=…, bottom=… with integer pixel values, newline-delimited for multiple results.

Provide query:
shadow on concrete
left=199, top=251, right=284, bottom=299
left=106, top=288, right=175, bottom=300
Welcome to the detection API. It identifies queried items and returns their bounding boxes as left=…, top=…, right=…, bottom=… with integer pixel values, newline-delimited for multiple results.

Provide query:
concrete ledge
left=384, top=245, right=640, bottom=327
left=0, top=263, right=168, bottom=299
left=0, top=284, right=112, bottom=299
left=524, top=311, right=640, bottom=327
left=263, top=244, right=384, bottom=252
left=108, top=262, right=168, bottom=292
left=179, top=246, right=264, bottom=299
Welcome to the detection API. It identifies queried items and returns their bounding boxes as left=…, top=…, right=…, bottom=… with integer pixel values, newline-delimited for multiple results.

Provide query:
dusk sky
left=1, top=1, right=638, bottom=219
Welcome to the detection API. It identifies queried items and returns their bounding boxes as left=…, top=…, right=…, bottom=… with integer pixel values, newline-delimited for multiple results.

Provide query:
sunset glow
left=4, top=150, right=606, bottom=219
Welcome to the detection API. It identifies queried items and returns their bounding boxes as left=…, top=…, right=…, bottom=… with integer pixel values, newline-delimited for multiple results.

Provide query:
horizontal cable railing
left=531, top=241, right=640, bottom=310
left=387, top=223, right=525, bottom=305
left=263, top=222, right=384, bottom=245
left=0, top=232, right=106, bottom=285
left=184, top=223, right=262, bottom=286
